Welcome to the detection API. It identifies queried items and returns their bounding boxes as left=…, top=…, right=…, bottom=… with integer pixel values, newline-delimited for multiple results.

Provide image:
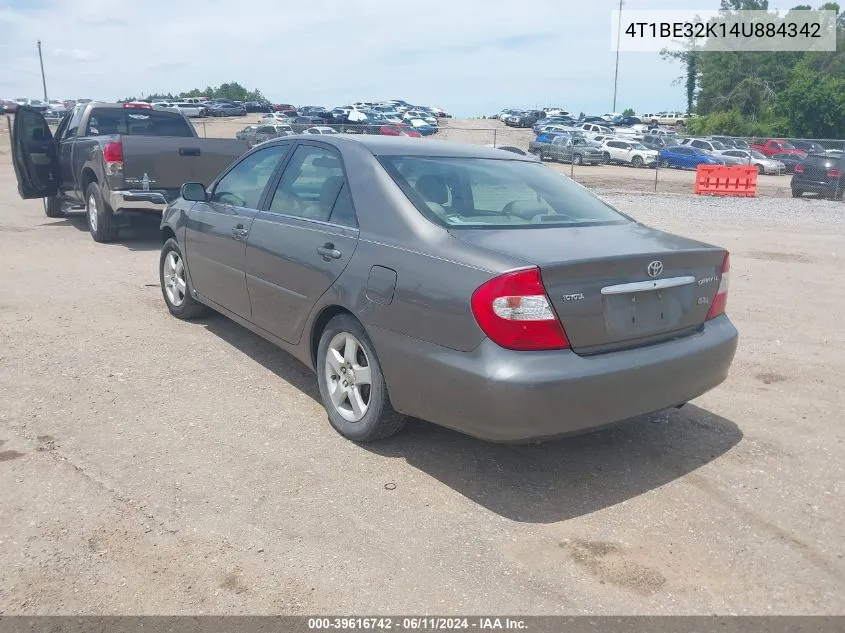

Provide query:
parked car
left=720, top=150, right=786, bottom=174
left=406, top=119, right=437, bottom=136
left=207, top=102, right=247, bottom=117
left=380, top=123, right=421, bottom=138
left=171, top=102, right=205, bottom=118
left=578, top=122, right=614, bottom=138
left=1, top=99, right=18, bottom=113
left=658, top=146, right=725, bottom=169
left=244, top=101, right=273, bottom=113
left=304, top=126, right=339, bottom=135
left=792, top=152, right=845, bottom=199
left=10, top=103, right=248, bottom=242
left=770, top=152, right=805, bottom=174
left=158, top=136, right=737, bottom=443
left=25, top=99, right=50, bottom=112
left=750, top=138, right=807, bottom=158
left=599, top=139, right=658, bottom=167
left=642, top=134, right=680, bottom=151
left=504, top=110, right=544, bottom=128
left=487, top=146, right=540, bottom=161
left=789, top=140, right=827, bottom=154
left=238, top=124, right=295, bottom=147
left=289, top=116, right=330, bottom=133
left=538, top=136, right=606, bottom=165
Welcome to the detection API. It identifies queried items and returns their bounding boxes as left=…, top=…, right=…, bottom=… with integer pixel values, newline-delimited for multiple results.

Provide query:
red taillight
left=123, top=102, right=151, bottom=109
left=706, top=253, right=730, bottom=320
left=103, top=141, right=123, bottom=162
left=794, top=164, right=804, bottom=174
left=827, top=168, right=841, bottom=178
left=471, top=267, right=569, bottom=351
left=103, top=141, right=123, bottom=175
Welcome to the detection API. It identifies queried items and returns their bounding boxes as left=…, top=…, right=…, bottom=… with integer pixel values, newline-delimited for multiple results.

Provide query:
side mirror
left=181, top=182, right=207, bottom=202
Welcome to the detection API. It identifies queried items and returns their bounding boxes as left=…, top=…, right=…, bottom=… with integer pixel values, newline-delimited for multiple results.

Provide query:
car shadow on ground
left=40, top=214, right=161, bottom=252
left=200, top=314, right=743, bottom=524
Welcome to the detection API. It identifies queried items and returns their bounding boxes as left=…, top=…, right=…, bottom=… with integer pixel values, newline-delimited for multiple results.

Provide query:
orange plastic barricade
left=694, top=165, right=758, bottom=197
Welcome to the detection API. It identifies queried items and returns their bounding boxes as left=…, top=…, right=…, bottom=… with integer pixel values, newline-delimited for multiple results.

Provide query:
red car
left=750, top=138, right=808, bottom=158
left=380, top=123, right=421, bottom=138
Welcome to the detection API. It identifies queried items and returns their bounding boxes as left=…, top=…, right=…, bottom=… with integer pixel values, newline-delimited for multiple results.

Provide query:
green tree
left=622, top=108, right=636, bottom=116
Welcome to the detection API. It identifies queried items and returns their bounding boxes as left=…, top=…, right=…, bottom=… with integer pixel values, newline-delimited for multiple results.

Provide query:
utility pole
left=612, top=0, right=623, bottom=112
left=37, top=40, right=48, bottom=101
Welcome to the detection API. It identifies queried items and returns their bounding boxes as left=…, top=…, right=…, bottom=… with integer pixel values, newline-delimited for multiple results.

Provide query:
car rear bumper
left=792, top=178, right=843, bottom=195
left=372, top=315, right=738, bottom=443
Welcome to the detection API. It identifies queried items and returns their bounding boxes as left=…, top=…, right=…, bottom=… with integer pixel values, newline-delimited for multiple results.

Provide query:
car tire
left=603, top=151, right=611, bottom=163
left=632, top=155, right=644, bottom=168
left=316, top=314, right=406, bottom=443
left=755, top=164, right=765, bottom=175
left=573, top=153, right=583, bottom=165
left=43, top=195, right=63, bottom=218
left=791, top=188, right=803, bottom=198
left=659, top=160, right=670, bottom=168
left=160, top=238, right=208, bottom=319
left=85, top=182, right=119, bottom=243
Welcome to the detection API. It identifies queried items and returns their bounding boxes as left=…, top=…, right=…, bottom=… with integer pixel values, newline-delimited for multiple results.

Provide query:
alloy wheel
left=162, top=251, right=187, bottom=307
left=324, top=332, right=373, bottom=423
left=87, top=194, right=98, bottom=232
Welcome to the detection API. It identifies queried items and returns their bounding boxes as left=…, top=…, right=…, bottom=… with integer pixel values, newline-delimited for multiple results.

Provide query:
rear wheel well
left=161, top=226, right=176, bottom=244
left=80, top=168, right=98, bottom=196
left=310, top=306, right=355, bottom=369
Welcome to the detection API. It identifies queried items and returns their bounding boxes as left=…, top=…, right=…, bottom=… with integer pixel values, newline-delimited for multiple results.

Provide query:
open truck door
left=10, top=105, right=59, bottom=199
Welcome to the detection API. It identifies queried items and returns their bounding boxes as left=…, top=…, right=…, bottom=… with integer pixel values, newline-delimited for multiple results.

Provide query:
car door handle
left=232, top=227, right=249, bottom=240
left=317, top=244, right=342, bottom=260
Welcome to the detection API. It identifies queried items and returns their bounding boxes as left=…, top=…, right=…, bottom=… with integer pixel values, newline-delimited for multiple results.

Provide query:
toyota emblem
left=647, top=261, right=664, bottom=278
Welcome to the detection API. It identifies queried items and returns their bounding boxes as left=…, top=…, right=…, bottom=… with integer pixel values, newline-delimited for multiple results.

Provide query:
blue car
left=658, top=145, right=724, bottom=170
left=412, top=123, right=438, bottom=136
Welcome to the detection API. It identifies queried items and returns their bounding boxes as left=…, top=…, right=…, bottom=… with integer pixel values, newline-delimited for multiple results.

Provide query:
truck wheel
left=573, top=153, right=583, bottom=165
left=160, top=238, right=208, bottom=319
left=43, top=196, right=63, bottom=218
left=85, top=182, right=119, bottom=243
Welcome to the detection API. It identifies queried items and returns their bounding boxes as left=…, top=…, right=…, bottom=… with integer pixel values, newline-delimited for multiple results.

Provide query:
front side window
left=210, top=145, right=289, bottom=208
left=379, top=156, right=629, bottom=229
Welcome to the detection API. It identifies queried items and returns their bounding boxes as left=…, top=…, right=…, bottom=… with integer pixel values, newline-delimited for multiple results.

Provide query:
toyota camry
left=159, top=135, right=738, bottom=443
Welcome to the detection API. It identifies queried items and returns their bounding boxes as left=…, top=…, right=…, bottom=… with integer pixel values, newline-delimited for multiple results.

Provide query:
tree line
left=120, top=82, right=267, bottom=104
left=663, top=0, right=845, bottom=139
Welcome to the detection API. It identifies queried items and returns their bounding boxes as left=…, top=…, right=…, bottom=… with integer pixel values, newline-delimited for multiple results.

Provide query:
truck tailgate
left=121, top=137, right=249, bottom=190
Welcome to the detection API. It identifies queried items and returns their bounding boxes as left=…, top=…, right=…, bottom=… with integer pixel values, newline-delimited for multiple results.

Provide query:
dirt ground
left=0, top=122, right=844, bottom=615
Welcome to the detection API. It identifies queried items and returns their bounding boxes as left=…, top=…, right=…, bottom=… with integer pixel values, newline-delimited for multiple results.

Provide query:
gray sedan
left=159, top=136, right=737, bottom=443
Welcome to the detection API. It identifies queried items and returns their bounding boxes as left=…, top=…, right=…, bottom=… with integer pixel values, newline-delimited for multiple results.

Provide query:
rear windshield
left=379, top=156, right=630, bottom=229
left=85, top=108, right=194, bottom=137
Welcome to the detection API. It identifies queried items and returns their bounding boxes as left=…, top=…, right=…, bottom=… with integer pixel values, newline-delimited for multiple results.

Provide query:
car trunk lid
left=451, top=223, right=727, bottom=354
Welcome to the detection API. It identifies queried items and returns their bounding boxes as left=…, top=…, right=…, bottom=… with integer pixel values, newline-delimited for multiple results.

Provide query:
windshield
left=378, top=156, right=629, bottom=229
left=779, top=141, right=796, bottom=149
left=631, top=143, right=648, bottom=150
left=711, top=141, right=728, bottom=149
left=86, top=108, right=195, bottom=137
left=751, top=150, right=767, bottom=159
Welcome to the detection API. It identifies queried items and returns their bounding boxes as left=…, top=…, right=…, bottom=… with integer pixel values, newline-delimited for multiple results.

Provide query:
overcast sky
left=0, top=0, right=804, bottom=116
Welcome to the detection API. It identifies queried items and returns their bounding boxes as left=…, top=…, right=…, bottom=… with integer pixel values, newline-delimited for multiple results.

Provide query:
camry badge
left=647, top=261, right=664, bottom=278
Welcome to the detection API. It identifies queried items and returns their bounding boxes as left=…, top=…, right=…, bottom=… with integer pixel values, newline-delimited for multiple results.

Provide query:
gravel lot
left=0, top=136, right=844, bottom=614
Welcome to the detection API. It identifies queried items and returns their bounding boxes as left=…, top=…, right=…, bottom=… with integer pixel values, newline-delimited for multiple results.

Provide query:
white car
left=47, top=100, right=68, bottom=115
left=599, top=139, right=658, bottom=167
left=261, top=112, right=291, bottom=123
left=172, top=102, right=204, bottom=117
left=304, top=126, right=338, bottom=135
left=720, top=149, right=786, bottom=174
left=544, top=108, right=571, bottom=117
left=578, top=122, right=614, bottom=138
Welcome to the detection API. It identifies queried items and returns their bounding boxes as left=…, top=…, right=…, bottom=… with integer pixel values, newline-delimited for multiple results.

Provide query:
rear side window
left=379, top=156, right=629, bottom=229
left=85, top=108, right=194, bottom=137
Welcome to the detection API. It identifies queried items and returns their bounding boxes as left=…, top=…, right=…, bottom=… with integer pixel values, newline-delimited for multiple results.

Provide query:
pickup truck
left=528, top=131, right=569, bottom=154
left=749, top=138, right=808, bottom=158
left=10, top=102, right=248, bottom=242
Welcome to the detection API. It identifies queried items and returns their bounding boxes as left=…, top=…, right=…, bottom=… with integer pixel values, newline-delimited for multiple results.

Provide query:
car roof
left=265, top=135, right=537, bottom=161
